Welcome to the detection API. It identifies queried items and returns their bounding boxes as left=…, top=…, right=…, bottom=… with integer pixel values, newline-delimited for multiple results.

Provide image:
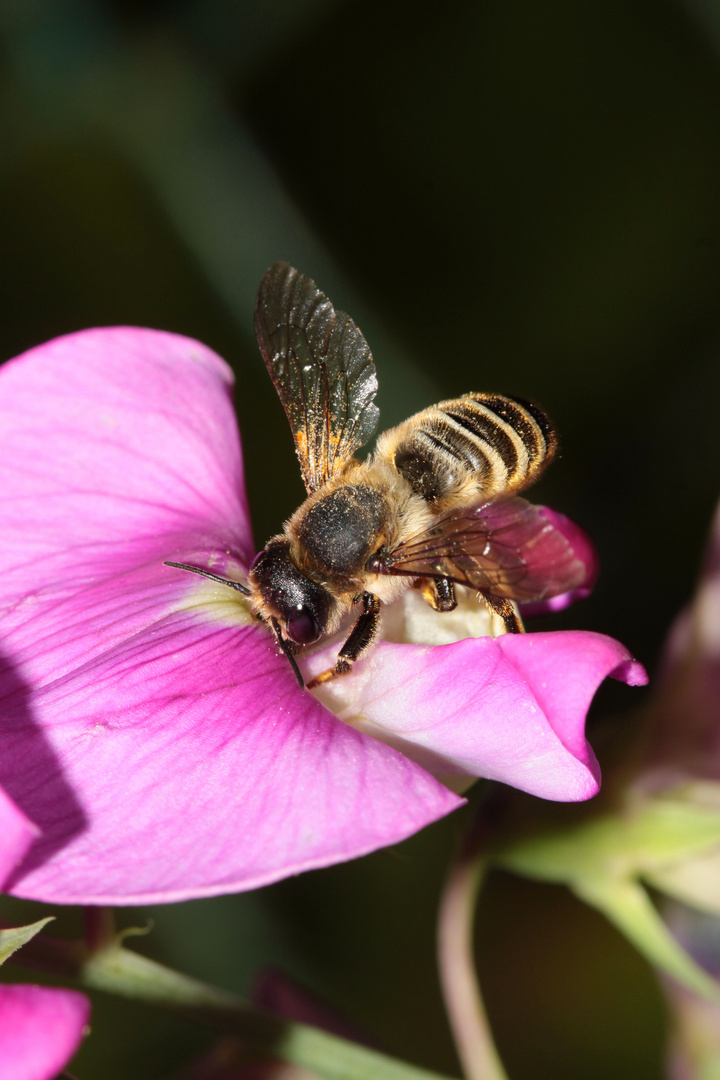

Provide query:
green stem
left=573, top=876, right=720, bottom=1003
left=14, top=932, right=458, bottom=1080
left=437, top=848, right=509, bottom=1080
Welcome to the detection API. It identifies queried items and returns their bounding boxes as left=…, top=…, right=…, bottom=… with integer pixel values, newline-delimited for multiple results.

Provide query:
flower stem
left=437, top=844, right=509, bottom=1080
left=14, top=931, right=459, bottom=1080
left=83, top=906, right=116, bottom=953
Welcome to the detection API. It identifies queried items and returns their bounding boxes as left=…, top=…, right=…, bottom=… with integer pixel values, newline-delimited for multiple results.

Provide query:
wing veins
left=255, top=263, right=379, bottom=493
left=379, top=497, right=585, bottom=601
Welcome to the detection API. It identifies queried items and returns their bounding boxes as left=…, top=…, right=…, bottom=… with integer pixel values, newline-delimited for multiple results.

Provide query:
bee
left=167, top=262, right=588, bottom=689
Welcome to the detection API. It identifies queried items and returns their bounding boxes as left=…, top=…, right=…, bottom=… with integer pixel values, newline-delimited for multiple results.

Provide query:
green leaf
left=0, top=918, right=55, bottom=966
left=646, top=848, right=720, bottom=916
left=494, top=788, right=720, bottom=1002
left=276, top=1024, right=461, bottom=1080
left=572, top=877, right=720, bottom=1003
left=497, top=790, right=720, bottom=885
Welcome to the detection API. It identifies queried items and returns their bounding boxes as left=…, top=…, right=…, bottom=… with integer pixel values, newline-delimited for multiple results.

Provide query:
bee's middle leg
left=306, top=592, right=381, bottom=689
left=418, top=576, right=457, bottom=612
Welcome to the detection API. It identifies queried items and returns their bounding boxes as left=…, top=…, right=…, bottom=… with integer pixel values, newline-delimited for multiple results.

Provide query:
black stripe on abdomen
left=466, top=393, right=549, bottom=465
left=509, top=394, right=557, bottom=458
left=441, top=404, right=519, bottom=477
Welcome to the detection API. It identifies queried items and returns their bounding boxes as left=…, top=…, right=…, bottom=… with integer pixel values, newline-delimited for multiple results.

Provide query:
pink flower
left=0, top=983, right=89, bottom=1080
left=0, top=328, right=646, bottom=903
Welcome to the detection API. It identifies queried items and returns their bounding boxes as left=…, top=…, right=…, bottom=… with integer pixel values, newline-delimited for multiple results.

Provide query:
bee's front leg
left=269, top=617, right=305, bottom=688
left=306, top=592, right=381, bottom=689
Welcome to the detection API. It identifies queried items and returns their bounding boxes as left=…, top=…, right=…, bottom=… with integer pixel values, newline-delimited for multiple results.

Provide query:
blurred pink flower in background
left=650, top=507, right=720, bottom=1075
left=0, top=984, right=89, bottom=1080
left=0, top=809, right=90, bottom=1080
left=633, top=498, right=720, bottom=916
left=0, top=328, right=645, bottom=904
left=643, top=499, right=720, bottom=787
left=662, top=905, right=720, bottom=1080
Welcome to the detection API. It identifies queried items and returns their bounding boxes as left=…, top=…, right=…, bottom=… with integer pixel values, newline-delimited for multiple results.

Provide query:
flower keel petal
left=311, top=632, right=647, bottom=802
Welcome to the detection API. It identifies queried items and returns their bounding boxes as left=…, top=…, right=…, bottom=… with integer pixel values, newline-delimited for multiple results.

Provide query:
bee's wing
left=372, top=496, right=588, bottom=600
left=255, top=262, right=380, bottom=493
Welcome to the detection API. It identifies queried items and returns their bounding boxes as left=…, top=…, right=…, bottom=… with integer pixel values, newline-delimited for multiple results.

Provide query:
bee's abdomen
left=444, top=393, right=556, bottom=489
left=381, top=393, right=556, bottom=503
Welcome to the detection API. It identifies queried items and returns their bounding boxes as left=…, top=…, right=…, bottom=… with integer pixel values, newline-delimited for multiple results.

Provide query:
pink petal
left=0, top=327, right=641, bottom=900
left=3, top=599, right=460, bottom=903
left=0, top=330, right=460, bottom=902
left=518, top=507, right=600, bottom=616
left=0, top=788, right=38, bottom=890
left=0, top=984, right=89, bottom=1080
left=0, top=327, right=254, bottom=571
left=309, top=631, right=647, bottom=802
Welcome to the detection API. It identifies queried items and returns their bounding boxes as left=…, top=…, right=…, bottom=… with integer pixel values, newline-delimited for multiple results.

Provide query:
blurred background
left=3, top=0, right=720, bottom=1076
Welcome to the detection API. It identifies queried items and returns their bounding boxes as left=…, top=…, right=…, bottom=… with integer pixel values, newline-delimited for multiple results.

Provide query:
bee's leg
left=269, top=617, right=305, bottom=689
left=418, top=577, right=457, bottom=612
left=481, top=593, right=525, bottom=634
left=306, top=592, right=381, bottom=689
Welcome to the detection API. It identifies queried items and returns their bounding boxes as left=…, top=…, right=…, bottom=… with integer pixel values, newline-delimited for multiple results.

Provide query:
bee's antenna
left=270, top=617, right=305, bottom=689
left=164, top=561, right=251, bottom=596
left=165, top=562, right=305, bottom=688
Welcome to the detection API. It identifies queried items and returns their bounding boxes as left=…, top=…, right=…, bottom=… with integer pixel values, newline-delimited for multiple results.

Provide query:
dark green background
left=3, top=0, right=719, bottom=1076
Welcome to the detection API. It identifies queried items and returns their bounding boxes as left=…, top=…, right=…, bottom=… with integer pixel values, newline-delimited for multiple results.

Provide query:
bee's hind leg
left=306, top=592, right=381, bottom=689
left=481, top=592, right=524, bottom=634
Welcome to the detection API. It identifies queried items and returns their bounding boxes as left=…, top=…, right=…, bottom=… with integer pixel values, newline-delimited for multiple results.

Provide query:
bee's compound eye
left=286, top=605, right=320, bottom=645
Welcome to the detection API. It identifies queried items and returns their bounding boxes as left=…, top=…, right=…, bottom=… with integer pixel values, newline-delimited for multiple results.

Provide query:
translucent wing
left=368, top=496, right=589, bottom=601
left=255, top=262, right=380, bottom=493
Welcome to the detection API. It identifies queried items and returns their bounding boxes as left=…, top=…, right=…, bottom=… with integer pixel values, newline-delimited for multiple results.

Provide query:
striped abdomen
left=376, top=393, right=556, bottom=504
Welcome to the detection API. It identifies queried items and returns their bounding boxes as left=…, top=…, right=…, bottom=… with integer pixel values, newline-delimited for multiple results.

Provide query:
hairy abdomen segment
left=375, top=392, right=556, bottom=508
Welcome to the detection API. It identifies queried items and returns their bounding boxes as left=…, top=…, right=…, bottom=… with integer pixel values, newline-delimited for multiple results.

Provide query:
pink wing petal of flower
left=1, top=328, right=255, bottom=574
left=0, top=984, right=89, bottom=1080
left=518, top=507, right=600, bottom=617
left=0, top=788, right=38, bottom=890
left=0, top=329, right=461, bottom=903
left=310, top=631, right=648, bottom=801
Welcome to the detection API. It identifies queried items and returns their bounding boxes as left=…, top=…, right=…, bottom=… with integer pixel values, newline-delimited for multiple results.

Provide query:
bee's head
left=248, top=538, right=333, bottom=645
